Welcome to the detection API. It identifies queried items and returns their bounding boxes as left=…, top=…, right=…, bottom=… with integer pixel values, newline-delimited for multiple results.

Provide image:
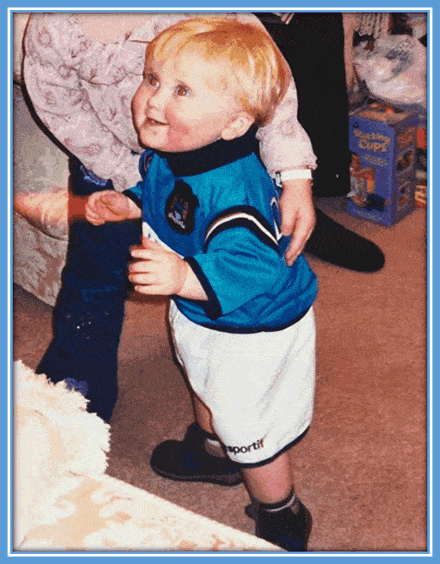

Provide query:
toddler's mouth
left=147, top=117, right=167, bottom=126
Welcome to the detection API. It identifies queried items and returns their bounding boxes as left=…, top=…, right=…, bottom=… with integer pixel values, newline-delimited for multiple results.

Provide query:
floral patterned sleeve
left=256, top=80, right=317, bottom=175
left=22, top=13, right=213, bottom=191
left=23, top=12, right=316, bottom=190
left=23, top=12, right=145, bottom=191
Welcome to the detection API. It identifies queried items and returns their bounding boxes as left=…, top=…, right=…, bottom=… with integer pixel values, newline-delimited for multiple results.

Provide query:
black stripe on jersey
left=204, top=206, right=280, bottom=254
left=124, top=189, right=143, bottom=209
left=185, top=256, right=222, bottom=320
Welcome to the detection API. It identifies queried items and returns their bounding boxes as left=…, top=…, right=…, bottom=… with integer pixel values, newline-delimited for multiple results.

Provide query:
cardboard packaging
left=347, top=102, right=417, bottom=225
left=414, top=123, right=427, bottom=209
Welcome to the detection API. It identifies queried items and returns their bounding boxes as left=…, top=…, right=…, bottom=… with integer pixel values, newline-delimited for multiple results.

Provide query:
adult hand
left=280, top=179, right=316, bottom=266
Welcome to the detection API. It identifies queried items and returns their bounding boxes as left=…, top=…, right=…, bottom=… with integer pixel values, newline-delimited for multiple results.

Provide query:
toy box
left=414, top=122, right=427, bottom=209
left=347, top=102, right=417, bottom=226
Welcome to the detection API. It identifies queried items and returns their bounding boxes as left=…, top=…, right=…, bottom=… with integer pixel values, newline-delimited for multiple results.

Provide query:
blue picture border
left=4, top=2, right=435, bottom=562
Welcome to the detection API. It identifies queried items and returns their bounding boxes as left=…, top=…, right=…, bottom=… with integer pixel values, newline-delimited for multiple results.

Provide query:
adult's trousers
left=36, top=158, right=141, bottom=423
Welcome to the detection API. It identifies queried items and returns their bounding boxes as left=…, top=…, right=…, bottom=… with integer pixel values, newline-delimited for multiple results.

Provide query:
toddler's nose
left=147, top=87, right=168, bottom=111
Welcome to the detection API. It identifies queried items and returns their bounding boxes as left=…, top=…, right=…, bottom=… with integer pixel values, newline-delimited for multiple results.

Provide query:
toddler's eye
left=176, top=85, right=189, bottom=97
left=147, top=74, right=159, bottom=87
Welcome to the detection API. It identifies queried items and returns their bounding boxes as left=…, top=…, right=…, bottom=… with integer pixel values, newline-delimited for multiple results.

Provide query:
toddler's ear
left=221, top=112, right=254, bottom=141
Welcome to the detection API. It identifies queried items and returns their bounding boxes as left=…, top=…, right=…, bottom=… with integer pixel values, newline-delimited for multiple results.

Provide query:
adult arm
left=22, top=12, right=225, bottom=191
left=23, top=12, right=144, bottom=191
left=253, top=42, right=317, bottom=265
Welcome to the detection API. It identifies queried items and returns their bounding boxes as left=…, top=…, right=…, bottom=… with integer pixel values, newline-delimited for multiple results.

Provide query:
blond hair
left=145, top=17, right=290, bottom=126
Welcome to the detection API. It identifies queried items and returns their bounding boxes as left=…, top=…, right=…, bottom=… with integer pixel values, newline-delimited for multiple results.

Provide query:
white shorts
left=169, top=302, right=316, bottom=467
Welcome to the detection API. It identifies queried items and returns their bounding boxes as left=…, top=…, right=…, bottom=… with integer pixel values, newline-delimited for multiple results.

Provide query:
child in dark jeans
left=85, top=17, right=317, bottom=551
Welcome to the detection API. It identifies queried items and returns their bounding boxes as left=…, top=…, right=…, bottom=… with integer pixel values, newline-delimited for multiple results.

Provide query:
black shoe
left=150, top=423, right=243, bottom=486
left=305, top=208, right=385, bottom=272
left=246, top=499, right=312, bottom=552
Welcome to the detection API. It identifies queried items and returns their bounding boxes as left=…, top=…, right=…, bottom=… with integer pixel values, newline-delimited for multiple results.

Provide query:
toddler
left=85, top=17, right=318, bottom=551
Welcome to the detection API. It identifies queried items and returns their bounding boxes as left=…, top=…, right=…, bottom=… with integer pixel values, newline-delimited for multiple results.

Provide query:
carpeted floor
left=12, top=197, right=428, bottom=553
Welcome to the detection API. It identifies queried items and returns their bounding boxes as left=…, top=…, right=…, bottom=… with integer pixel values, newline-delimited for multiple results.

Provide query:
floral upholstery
left=13, top=83, right=70, bottom=306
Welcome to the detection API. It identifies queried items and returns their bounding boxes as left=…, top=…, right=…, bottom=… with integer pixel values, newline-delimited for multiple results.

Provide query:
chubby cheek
left=166, top=112, right=222, bottom=150
left=162, top=115, right=196, bottom=150
left=166, top=108, right=193, bottom=136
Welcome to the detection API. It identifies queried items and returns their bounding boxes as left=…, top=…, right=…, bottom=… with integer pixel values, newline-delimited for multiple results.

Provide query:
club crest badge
left=166, top=180, right=199, bottom=234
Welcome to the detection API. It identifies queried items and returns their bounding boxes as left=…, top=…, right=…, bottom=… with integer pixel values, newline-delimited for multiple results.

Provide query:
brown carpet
left=13, top=197, right=428, bottom=552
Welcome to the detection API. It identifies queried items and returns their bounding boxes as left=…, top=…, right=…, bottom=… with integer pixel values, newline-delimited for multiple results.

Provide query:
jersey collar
left=157, top=125, right=259, bottom=177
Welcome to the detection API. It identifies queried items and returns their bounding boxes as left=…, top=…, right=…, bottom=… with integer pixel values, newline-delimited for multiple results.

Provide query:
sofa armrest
left=12, top=13, right=29, bottom=84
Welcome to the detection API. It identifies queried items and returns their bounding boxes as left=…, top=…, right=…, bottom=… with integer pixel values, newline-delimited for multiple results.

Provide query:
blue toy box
left=347, top=103, right=417, bottom=226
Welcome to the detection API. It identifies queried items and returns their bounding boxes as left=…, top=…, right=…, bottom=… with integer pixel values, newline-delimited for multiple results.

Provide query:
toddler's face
left=132, top=53, right=245, bottom=153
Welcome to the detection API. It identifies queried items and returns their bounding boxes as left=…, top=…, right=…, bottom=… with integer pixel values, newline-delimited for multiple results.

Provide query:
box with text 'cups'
left=347, top=102, right=417, bottom=226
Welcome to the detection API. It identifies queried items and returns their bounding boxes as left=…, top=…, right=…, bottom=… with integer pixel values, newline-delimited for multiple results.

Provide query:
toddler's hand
left=129, top=238, right=188, bottom=296
left=85, top=191, right=134, bottom=225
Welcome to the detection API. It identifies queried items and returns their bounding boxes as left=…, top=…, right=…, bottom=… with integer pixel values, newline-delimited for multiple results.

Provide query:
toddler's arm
left=85, top=191, right=141, bottom=225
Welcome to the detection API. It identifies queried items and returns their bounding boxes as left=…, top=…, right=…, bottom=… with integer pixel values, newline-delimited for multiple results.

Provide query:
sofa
left=13, top=83, right=70, bottom=307
left=13, top=13, right=70, bottom=306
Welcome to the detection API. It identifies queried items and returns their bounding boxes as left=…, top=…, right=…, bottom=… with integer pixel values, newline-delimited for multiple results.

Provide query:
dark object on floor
left=305, top=208, right=385, bottom=272
left=150, top=423, right=243, bottom=486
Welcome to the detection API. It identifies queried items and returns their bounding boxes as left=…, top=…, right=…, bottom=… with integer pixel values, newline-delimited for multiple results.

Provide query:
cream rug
left=13, top=361, right=279, bottom=552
